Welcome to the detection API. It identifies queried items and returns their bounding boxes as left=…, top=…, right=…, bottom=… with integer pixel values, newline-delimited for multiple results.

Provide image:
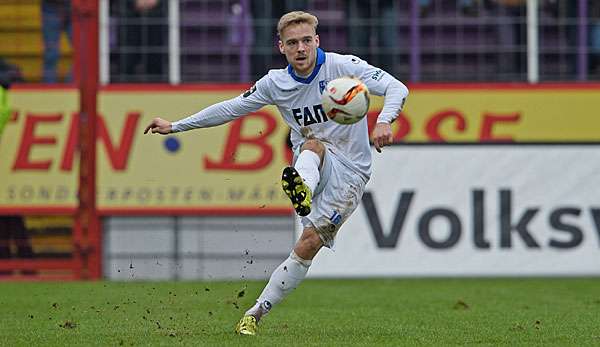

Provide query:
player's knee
left=301, top=139, right=325, bottom=157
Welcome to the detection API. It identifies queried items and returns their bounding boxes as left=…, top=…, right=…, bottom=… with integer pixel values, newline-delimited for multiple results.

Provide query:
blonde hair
left=277, top=11, right=318, bottom=38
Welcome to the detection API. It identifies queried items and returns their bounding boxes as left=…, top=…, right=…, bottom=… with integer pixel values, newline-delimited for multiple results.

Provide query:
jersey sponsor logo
left=291, top=104, right=329, bottom=126
left=279, top=87, right=299, bottom=93
left=371, top=69, right=384, bottom=81
left=319, top=80, right=328, bottom=94
left=242, top=84, right=257, bottom=98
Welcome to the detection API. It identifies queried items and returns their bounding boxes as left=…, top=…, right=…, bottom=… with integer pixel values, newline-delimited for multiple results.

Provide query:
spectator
left=0, top=217, right=35, bottom=276
left=0, top=67, right=35, bottom=276
left=419, top=0, right=484, bottom=17
left=0, top=62, right=12, bottom=135
left=493, top=0, right=527, bottom=79
left=592, top=3, right=600, bottom=76
left=563, top=1, right=600, bottom=78
left=346, top=0, right=398, bottom=76
left=250, top=1, right=307, bottom=81
left=41, top=0, right=72, bottom=83
left=0, top=58, right=23, bottom=91
left=113, top=0, right=168, bottom=82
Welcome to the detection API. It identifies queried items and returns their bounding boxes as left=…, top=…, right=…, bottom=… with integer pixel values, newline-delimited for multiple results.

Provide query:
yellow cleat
left=235, top=315, right=258, bottom=336
left=281, top=167, right=312, bottom=216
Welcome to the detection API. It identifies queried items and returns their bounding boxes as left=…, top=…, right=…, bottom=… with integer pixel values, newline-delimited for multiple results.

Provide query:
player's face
left=279, top=23, right=320, bottom=76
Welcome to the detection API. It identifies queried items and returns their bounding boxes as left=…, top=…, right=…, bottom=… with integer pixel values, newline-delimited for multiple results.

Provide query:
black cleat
left=281, top=167, right=312, bottom=216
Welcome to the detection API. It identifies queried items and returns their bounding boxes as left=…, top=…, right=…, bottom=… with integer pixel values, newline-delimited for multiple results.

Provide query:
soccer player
left=144, top=11, right=409, bottom=335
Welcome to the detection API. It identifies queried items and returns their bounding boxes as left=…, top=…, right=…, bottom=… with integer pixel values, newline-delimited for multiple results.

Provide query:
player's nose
left=297, top=41, right=307, bottom=52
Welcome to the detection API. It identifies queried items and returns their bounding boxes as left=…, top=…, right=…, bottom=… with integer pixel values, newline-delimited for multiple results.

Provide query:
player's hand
left=144, top=117, right=172, bottom=135
left=372, top=122, right=393, bottom=153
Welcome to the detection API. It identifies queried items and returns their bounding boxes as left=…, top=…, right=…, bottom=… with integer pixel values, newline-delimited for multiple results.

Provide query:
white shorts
left=294, top=145, right=368, bottom=248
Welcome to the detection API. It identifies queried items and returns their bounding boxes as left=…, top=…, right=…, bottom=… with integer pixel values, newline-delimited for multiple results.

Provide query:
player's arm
left=342, top=55, right=409, bottom=152
left=144, top=77, right=272, bottom=135
left=371, top=80, right=408, bottom=152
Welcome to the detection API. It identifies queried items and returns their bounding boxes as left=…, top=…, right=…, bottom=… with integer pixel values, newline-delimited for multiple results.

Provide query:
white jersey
left=172, top=48, right=409, bottom=181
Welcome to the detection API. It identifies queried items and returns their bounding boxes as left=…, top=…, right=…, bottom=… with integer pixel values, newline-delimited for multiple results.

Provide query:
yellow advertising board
left=97, top=86, right=291, bottom=214
left=1, top=84, right=599, bottom=215
left=390, top=85, right=600, bottom=142
left=0, top=87, right=79, bottom=214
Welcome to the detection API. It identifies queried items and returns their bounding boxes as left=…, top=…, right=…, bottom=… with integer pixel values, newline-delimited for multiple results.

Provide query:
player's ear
left=315, top=34, right=320, bottom=47
left=278, top=40, right=285, bottom=54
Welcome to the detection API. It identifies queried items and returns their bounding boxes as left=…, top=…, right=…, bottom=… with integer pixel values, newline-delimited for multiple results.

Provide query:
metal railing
left=94, top=0, right=600, bottom=83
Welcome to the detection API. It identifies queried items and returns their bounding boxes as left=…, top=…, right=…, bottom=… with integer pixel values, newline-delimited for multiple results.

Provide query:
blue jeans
left=41, top=1, right=72, bottom=83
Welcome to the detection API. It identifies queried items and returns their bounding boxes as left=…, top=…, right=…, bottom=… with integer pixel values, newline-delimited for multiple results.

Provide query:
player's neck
left=293, top=61, right=317, bottom=78
left=294, top=67, right=315, bottom=78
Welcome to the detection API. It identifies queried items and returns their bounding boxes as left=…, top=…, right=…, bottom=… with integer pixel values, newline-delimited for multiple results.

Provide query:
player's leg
left=250, top=227, right=322, bottom=317
left=282, top=139, right=325, bottom=216
left=295, top=139, right=324, bottom=192
left=235, top=227, right=322, bottom=335
left=237, top=142, right=364, bottom=335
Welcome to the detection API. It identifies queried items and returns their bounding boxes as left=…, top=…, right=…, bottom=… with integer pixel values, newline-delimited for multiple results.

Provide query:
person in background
left=41, top=0, right=72, bottom=83
left=0, top=64, right=11, bottom=135
left=492, top=0, right=526, bottom=79
left=419, top=0, right=484, bottom=17
left=0, top=65, right=35, bottom=276
left=591, top=2, right=600, bottom=76
left=562, top=0, right=600, bottom=78
left=346, top=0, right=398, bottom=77
left=113, top=0, right=168, bottom=82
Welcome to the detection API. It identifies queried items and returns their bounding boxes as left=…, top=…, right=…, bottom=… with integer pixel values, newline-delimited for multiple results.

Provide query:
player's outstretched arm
left=143, top=77, right=271, bottom=136
left=144, top=117, right=172, bottom=135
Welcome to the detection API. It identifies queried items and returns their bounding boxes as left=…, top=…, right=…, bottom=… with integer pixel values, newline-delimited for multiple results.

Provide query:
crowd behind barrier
left=0, top=0, right=599, bottom=83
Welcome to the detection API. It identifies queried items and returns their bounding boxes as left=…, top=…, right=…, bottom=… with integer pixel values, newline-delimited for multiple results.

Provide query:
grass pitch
left=1, top=278, right=599, bottom=346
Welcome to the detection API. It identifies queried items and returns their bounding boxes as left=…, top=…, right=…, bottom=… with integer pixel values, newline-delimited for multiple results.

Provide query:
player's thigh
left=303, top=155, right=366, bottom=247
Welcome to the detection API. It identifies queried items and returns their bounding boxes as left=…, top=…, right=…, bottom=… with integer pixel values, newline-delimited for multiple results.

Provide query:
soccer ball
left=321, top=77, right=370, bottom=125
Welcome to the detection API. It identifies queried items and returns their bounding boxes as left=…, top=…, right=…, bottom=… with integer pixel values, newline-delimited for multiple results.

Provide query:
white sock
left=245, top=251, right=311, bottom=321
left=294, top=150, right=321, bottom=193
